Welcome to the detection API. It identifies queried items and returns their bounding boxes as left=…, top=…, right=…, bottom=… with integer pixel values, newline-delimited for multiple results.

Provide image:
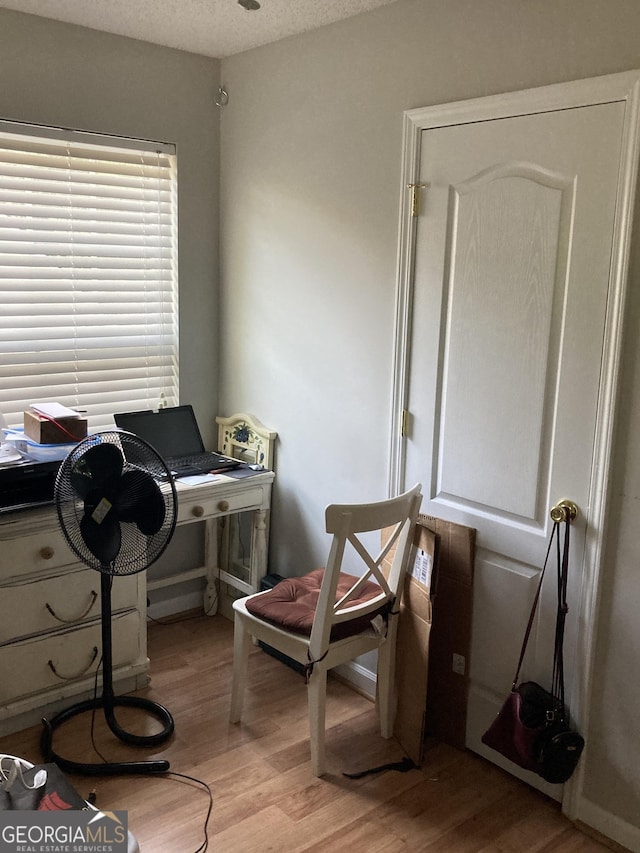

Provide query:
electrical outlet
left=452, top=653, right=466, bottom=675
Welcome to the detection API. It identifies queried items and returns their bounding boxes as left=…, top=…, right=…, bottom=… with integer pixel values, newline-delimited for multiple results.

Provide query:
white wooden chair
left=229, top=483, right=422, bottom=776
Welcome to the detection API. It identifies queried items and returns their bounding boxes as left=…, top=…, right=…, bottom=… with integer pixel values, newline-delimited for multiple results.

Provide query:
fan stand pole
left=40, top=573, right=175, bottom=776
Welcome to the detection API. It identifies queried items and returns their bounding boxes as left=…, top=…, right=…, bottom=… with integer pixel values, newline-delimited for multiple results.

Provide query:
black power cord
left=165, top=771, right=213, bottom=853
left=80, top=648, right=213, bottom=852
left=86, top=769, right=213, bottom=853
left=342, top=756, right=417, bottom=779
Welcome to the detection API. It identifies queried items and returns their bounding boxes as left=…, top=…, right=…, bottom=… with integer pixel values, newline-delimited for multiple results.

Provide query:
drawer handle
left=40, top=546, right=55, bottom=561
left=218, top=500, right=230, bottom=512
left=46, top=591, right=99, bottom=624
left=192, top=505, right=205, bottom=518
left=48, top=646, right=99, bottom=681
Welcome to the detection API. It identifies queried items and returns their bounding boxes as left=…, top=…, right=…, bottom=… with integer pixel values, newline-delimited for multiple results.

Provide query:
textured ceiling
left=0, top=0, right=400, bottom=58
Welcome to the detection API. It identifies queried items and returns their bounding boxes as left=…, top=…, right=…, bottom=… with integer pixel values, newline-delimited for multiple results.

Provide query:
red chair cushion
left=245, top=568, right=387, bottom=640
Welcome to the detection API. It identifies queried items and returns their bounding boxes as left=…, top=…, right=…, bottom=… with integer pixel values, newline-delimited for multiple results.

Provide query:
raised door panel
left=438, top=165, right=569, bottom=519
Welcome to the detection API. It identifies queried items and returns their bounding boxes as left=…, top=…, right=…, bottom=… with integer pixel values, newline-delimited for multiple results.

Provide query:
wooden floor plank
left=0, top=613, right=616, bottom=852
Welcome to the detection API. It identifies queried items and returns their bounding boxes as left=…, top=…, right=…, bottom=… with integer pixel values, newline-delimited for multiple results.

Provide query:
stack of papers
left=0, top=446, right=23, bottom=466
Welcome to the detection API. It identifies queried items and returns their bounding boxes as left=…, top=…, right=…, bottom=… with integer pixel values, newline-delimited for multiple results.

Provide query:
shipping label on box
left=411, top=543, right=434, bottom=587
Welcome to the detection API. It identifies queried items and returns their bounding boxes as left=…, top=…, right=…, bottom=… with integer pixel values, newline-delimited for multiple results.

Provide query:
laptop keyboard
left=166, top=452, right=238, bottom=475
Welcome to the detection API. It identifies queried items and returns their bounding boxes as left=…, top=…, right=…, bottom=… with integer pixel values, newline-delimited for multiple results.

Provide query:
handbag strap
left=511, top=521, right=558, bottom=689
left=511, top=518, right=569, bottom=691
left=552, top=517, right=571, bottom=708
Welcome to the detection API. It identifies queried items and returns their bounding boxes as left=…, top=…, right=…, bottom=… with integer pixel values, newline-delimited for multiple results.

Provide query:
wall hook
left=215, top=86, right=229, bottom=107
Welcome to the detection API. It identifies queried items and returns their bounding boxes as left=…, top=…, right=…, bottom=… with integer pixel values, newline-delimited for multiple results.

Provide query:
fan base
left=40, top=695, right=174, bottom=776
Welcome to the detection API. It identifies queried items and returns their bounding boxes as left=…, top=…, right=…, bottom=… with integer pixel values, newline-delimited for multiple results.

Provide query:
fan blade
left=70, top=442, right=124, bottom=498
left=80, top=512, right=121, bottom=563
left=116, top=469, right=166, bottom=535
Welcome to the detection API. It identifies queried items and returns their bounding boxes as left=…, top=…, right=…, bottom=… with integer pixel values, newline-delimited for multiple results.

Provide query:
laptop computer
left=114, top=405, right=240, bottom=477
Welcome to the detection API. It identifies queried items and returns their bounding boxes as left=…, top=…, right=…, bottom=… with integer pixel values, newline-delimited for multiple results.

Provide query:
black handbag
left=481, top=514, right=585, bottom=784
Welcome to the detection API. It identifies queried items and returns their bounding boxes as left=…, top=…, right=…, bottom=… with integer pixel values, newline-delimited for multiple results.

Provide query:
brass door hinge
left=401, top=408, right=409, bottom=437
left=407, top=182, right=428, bottom=217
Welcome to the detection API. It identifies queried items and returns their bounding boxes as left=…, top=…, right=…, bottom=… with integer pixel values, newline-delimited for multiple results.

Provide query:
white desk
left=0, top=469, right=274, bottom=735
left=151, top=469, right=275, bottom=616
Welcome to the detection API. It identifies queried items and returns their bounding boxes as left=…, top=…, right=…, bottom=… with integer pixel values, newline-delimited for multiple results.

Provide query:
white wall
left=1, top=0, right=639, bottom=845
left=0, top=8, right=222, bottom=446
left=219, top=0, right=640, bottom=844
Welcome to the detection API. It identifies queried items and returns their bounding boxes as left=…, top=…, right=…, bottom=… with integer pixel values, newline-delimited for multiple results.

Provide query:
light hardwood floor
left=0, top=613, right=620, bottom=852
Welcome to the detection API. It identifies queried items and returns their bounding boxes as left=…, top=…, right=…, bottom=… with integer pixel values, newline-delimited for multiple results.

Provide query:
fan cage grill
left=55, top=431, right=177, bottom=576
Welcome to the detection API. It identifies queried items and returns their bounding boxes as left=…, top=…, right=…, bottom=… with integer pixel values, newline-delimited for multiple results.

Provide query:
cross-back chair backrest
left=308, top=484, right=422, bottom=659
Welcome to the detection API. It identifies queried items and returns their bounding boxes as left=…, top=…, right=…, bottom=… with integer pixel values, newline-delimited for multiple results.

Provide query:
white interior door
left=392, top=73, right=640, bottom=801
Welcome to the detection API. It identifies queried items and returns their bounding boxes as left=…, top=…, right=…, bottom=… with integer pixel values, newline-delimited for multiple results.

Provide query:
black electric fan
left=40, top=431, right=178, bottom=776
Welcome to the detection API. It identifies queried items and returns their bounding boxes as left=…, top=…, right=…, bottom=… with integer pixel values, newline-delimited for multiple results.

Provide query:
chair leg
left=307, top=666, right=327, bottom=777
left=229, top=615, right=251, bottom=723
left=377, top=640, right=396, bottom=738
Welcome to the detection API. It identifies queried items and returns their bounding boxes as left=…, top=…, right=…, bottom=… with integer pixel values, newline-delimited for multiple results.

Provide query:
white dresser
left=0, top=505, right=147, bottom=736
left=0, top=469, right=275, bottom=736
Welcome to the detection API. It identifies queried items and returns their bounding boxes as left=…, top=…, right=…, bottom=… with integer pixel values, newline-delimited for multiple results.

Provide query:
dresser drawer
left=0, top=570, right=139, bottom=645
left=177, top=486, right=264, bottom=523
left=0, top=528, right=77, bottom=581
left=0, top=610, right=142, bottom=703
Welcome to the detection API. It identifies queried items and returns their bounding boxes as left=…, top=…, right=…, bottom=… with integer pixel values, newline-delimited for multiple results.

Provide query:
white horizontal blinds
left=0, top=126, right=178, bottom=432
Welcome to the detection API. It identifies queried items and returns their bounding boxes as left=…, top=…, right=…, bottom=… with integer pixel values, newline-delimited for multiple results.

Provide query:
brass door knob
left=550, top=499, right=578, bottom=523
left=218, top=500, right=230, bottom=512
left=192, top=505, right=205, bottom=518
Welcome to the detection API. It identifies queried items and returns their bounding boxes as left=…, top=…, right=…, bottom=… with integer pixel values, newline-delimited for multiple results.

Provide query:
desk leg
left=249, top=509, right=269, bottom=591
left=203, top=517, right=219, bottom=616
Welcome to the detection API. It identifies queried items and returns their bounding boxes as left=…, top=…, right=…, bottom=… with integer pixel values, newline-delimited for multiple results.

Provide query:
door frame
left=389, top=70, right=640, bottom=820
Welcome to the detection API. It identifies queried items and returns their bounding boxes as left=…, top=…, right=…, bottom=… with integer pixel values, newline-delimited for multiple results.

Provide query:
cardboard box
left=421, top=515, right=475, bottom=752
left=393, top=522, right=437, bottom=767
left=388, top=513, right=476, bottom=765
left=23, top=409, right=87, bottom=444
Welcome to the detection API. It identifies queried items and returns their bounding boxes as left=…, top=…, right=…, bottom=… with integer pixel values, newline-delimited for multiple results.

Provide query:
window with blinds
left=0, top=123, right=178, bottom=434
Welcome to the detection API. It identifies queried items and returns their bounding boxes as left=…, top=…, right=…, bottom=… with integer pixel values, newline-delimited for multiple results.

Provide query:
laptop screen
left=114, top=405, right=205, bottom=458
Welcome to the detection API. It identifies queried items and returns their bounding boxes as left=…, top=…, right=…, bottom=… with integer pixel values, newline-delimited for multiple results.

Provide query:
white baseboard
left=576, top=796, right=640, bottom=852
left=332, top=667, right=640, bottom=853
left=147, top=589, right=204, bottom=621
left=332, top=660, right=376, bottom=700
